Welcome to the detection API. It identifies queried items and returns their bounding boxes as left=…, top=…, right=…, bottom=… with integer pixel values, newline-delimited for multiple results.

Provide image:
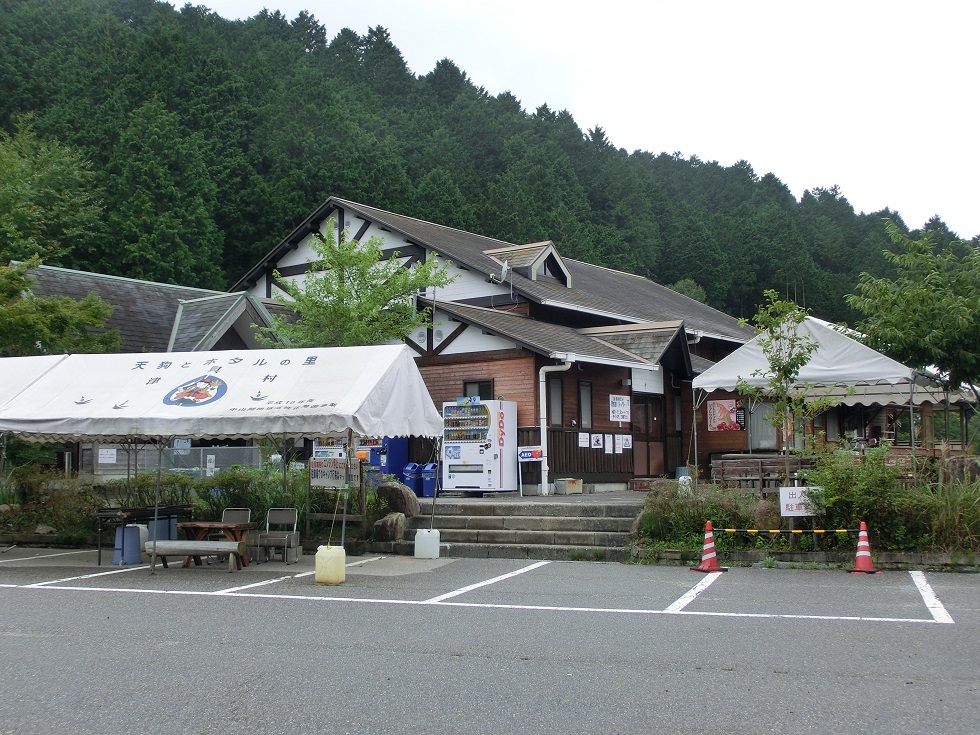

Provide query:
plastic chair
left=255, top=508, right=301, bottom=564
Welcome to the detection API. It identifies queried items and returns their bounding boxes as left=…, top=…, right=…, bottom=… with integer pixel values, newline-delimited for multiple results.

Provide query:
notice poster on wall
left=707, top=399, right=745, bottom=432
left=578, top=432, right=590, bottom=448
left=609, top=394, right=631, bottom=422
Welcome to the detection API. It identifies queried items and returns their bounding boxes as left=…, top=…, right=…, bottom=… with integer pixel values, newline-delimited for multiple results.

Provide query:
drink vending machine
left=442, top=399, right=518, bottom=492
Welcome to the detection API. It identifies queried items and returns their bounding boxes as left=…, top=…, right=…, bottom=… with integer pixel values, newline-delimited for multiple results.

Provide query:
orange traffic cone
left=848, top=521, right=882, bottom=574
left=691, top=521, right=728, bottom=573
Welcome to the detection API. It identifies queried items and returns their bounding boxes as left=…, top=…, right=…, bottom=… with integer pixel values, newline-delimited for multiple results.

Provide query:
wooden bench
left=144, top=540, right=246, bottom=572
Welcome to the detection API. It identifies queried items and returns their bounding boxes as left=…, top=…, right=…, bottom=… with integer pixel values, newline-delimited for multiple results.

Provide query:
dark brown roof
left=233, top=197, right=752, bottom=343
left=429, top=300, right=655, bottom=368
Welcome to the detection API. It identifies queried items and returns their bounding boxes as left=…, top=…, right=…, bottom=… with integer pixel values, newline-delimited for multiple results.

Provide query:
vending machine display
left=442, top=399, right=517, bottom=492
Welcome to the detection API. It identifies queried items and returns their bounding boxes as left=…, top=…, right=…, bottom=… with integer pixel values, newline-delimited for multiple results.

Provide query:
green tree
left=262, top=220, right=456, bottom=347
left=668, top=278, right=707, bottom=303
left=104, top=99, right=224, bottom=287
left=0, top=120, right=104, bottom=266
left=846, top=219, right=980, bottom=395
left=0, top=257, right=120, bottom=356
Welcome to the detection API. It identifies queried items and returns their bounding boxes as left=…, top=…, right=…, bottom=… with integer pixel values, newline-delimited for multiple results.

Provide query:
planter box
left=554, top=478, right=583, bottom=495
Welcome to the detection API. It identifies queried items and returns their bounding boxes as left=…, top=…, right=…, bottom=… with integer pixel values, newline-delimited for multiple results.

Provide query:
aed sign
left=518, top=446, right=544, bottom=462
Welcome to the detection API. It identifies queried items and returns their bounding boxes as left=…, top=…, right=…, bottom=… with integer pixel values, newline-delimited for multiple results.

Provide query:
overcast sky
left=194, top=0, right=978, bottom=239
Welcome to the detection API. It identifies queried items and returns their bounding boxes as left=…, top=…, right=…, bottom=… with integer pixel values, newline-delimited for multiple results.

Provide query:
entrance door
left=632, top=394, right=665, bottom=476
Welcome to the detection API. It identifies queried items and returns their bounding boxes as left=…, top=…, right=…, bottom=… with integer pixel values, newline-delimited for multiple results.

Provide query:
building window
left=548, top=377, right=563, bottom=426
left=463, top=380, right=493, bottom=401
left=578, top=381, right=593, bottom=429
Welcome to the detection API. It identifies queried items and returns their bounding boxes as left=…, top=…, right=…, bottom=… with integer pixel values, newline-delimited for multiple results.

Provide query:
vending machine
left=442, top=399, right=518, bottom=492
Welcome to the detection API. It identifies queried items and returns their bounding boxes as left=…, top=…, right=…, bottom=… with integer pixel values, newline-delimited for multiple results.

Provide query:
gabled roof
left=578, top=321, right=692, bottom=378
left=232, top=197, right=752, bottom=344
left=25, top=266, right=279, bottom=354
left=425, top=300, right=656, bottom=369
left=27, top=265, right=225, bottom=353
left=168, top=293, right=280, bottom=352
left=483, top=241, right=571, bottom=286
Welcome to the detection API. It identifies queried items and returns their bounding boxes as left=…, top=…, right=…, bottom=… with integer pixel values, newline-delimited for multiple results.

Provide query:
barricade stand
left=691, top=521, right=728, bottom=573
left=848, top=521, right=882, bottom=574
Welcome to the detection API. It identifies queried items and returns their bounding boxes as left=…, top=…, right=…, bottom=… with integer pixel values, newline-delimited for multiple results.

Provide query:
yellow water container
left=315, top=545, right=346, bottom=584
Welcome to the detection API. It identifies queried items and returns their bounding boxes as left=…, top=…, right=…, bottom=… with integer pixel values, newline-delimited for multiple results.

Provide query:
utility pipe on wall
left=539, top=353, right=574, bottom=495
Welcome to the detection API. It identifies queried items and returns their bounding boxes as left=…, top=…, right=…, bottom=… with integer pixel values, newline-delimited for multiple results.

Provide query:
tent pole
left=149, top=438, right=163, bottom=575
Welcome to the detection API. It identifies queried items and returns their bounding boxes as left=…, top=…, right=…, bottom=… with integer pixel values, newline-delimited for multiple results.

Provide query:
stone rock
left=376, top=481, right=421, bottom=517
left=35, top=524, right=57, bottom=535
left=374, top=512, right=406, bottom=542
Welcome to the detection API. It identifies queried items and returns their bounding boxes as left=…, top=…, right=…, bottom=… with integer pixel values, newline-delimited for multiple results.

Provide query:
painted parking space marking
left=22, top=564, right=149, bottom=588
left=422, top=561, right=551, bottom=603
left=664, top=571, right=723, bottom=612
left=0, top=549, right=94, bottom=564
left=909, top=570, right=955, bottom=624
left=1, top=564, right=958, bottom=626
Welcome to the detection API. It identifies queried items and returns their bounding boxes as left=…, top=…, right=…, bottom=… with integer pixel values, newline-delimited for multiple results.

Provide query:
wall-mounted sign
left=707, top=399, right=745, bottom=431
left=609, top=394, right=631, bottom=422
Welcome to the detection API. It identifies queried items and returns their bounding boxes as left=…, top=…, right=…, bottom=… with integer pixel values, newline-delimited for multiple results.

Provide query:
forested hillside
left=1, top=0, right=970, bottom=322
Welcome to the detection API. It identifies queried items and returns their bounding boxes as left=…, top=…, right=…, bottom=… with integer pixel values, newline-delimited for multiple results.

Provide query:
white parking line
left=12, top=584, right=949, bottom=624
left=21, top=564, right=150, bottom=588
left=423, top=561, right=551, bottom=603
left=664, top=572, right=723, bottom=612
left=909, top=570, right=955, bottom=624
left=0, top=549, right=95, bottom=564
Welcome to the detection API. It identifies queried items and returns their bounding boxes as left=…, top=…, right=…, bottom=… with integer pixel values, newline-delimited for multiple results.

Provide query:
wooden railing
left=517, top=427, right=633, bottom=482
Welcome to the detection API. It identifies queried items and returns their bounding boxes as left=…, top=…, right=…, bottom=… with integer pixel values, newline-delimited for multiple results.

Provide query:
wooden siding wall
left=418, top=351, right=537, bottom=424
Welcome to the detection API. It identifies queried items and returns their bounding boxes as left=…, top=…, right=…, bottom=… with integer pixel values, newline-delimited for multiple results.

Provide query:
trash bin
left=403, top=462, right=423, bottom=496
left=112, top=525, right=142, bottom=565
left=421, top=462, right=440, bottom=498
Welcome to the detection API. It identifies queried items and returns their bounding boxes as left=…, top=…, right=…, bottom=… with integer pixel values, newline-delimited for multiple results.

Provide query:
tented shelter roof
left=692, top=317, right=973, bottom=406
left=0, top=345, right=443, bottom=442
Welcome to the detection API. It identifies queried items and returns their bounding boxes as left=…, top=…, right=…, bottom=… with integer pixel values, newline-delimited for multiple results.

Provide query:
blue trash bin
left=113, top=525, right=142, bottom=565
left=403, top=462, right=422, bottom=496
left=421, top=462, right=440, bottom=498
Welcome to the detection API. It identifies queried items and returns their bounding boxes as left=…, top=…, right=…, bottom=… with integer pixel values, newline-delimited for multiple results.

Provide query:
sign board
left=609, top=394, right=631, bottom=422
left=310, top=457, right=357, bottom=488
left=518, top=446, right=544, bottom=463
left=97, top=447, right=117, bottom=464
left=707, top=399, right=745, bottom=431
left=779, top=486, right=817, bottom=517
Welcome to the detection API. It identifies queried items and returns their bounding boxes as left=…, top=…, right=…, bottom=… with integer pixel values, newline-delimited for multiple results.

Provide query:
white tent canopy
left=692, top=316, right=970, bottom=406
left=0, top=344, right=443, bottom=442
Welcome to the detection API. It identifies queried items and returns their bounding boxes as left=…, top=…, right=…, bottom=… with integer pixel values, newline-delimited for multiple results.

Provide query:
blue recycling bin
left=403, top=462, right=423, bottom=496
left=113, top=525, right=142, bottom=565
left=421, top=462, right=440, bottom=498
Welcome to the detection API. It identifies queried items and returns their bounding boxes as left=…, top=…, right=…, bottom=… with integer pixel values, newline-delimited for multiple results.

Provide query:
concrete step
left=382, top=493, right=646, bottom=561
left=367, top=539, right=631, bottom=562
left=405, top=527, right=633, bottom=547
left=407, top=515, right=635, bottom=533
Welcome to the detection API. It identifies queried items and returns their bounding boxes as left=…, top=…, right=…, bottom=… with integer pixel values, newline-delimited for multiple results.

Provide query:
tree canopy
left=1, top=0, right=975, bottom=324
left=846, top=219, right=980, bottom=393
left=262, top=222, right=455, bottom=347
left=0, top=258, right=120, bottom=356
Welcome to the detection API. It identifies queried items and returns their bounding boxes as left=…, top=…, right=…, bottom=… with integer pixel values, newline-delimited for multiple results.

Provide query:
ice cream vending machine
left=442, top=399, right=518, bottom=492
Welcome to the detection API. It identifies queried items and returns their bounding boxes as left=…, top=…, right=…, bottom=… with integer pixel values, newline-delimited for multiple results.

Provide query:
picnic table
left=175, top=521, right=257, bottom=567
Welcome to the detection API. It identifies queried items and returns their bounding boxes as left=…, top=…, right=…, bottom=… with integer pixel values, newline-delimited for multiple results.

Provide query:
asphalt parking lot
left=1, top=547, right=977, bottom=734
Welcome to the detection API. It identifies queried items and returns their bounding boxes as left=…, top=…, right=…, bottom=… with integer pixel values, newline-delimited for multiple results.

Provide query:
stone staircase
left=367, top=493, right=646, bottom=562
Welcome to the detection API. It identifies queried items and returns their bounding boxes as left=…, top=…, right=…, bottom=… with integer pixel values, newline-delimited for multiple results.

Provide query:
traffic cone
left=848, top=521, right=882, bottom=574
left=691, top=521, right=728, bottom=573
